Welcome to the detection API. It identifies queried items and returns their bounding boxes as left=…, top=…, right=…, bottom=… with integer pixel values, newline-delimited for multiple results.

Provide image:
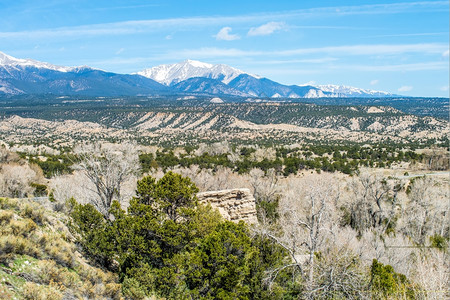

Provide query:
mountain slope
left=312, top=84, right=395, bottom=97
left=0, top=51, right=399, bottom=98
left=0, top=51, right=73, bottom=72
left=137, top=59, right=256, bottom=85
left=138, top=60, right=394, bottom=99
left=228, top=74, right=329, bottom=98
left=0, top=51, right=170, bottom=96
left=172, top=77, right=250, bottom=96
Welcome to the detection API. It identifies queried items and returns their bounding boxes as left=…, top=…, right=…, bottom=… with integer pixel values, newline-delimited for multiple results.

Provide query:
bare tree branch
left=73, top=142, right=139, bottom=217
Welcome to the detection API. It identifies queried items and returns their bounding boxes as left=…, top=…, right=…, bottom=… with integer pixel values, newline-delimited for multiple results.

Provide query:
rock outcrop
left=197, top=188, right=257, bottom=224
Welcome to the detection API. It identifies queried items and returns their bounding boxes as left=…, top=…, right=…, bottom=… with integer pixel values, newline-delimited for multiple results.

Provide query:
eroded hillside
left=0, top=101, right=447, bottom=147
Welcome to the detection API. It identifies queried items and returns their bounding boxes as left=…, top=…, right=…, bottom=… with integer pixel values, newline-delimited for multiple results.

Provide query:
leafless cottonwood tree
left=422, top=146, right=450, bottom=171
left=413, top=249, right=450, bottom=300
left=402, top=176, right=449, bottom=245
left=171, top=165, right=246, bottom=192
left=262, top=175, right=340, bottom=297
left=194, top=141, right=231, bottom=156
left=249, top=168, right=279, bottom=204
left=309, top=229, right=369, bottom=300
left=49, top=171, right=95, bottom=204
left=0, top=146, right=20, bottom=163
left=73, top=142, right=139, bottom=218
left=348, top=170, right=399, bottom=235
left=0, top=163, right=38, bottom=198
left=249, top=147, right=277, bottom=162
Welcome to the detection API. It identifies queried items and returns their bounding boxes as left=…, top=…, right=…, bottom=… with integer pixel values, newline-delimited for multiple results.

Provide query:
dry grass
left=0, top=285, right=15, bottom=299
left=20, top=204, right=46, bottom=225
left=0, top=197, right=123, bottom=299
left=22, top=281, right=63, bottom=300
left=0, top=209, right=13, bottom=222
left=0, top=197, right=19, bottom=210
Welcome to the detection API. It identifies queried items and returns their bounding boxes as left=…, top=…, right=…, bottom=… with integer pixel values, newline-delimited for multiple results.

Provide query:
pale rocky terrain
left=0, top=107, right=447, bottom=148
left=197, top=188, right=258, bottom=224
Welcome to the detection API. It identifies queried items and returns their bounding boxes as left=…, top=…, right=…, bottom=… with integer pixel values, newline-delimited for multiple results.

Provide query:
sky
left=0, top=0, right=448, bottom=97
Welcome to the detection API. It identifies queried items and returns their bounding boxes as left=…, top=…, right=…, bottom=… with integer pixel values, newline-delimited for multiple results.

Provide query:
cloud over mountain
left=248, top=22, right=286, bottom=36
left=214, top=27, right=240, bottom=41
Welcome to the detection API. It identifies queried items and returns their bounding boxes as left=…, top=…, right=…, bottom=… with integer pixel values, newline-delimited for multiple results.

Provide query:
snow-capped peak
left=0, top=51, right=76, bottom=72
left=299, top=83, right=393, bottom=97
left=0, top=51, right=103, bottom=73
left=0, top=51, right=21, bottom=65
left=137, top=60, right=259, bottom=85
left=184, top=59, right=213, bottom=69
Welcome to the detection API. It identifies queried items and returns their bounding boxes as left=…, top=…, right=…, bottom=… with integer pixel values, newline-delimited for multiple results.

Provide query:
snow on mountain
left=0, top=51, right=169, bottom=96
left=310, top=84, right=394, bottom=97
left=0, top=51, right=106, bottom=74
left=172, top=77, right=250, bottom=97
left=139, top=60, right=394, bottom=98
left=0, top=51, right=75, bottom=72
left=0, top=51, right=398, bottom=98
left=0, top=80, right=24, bottom=95
left=137, top=59, right=260, bottom=86
left=303, top=89, right=326, bottom=98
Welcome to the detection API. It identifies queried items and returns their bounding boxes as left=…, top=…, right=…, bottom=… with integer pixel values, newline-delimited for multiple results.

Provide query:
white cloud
left=249, top=57, right=338, bottom=64
left=370, top=79, right=379, bottom=85
left=0, top=2, right=447, bottom=40
left=248, top=22, right=285, bottom=36
left=442, top=50, right=449, bottom=57
left=214, top=27, right=240, bottom=41
left=440, top=85, right=449, bottom=91
left=161, top=45, right=449, bottom=66
left=115, top=48, right=124, bottom=55
left=368, top=32, right=448, bottom=38
left=342, top=62, right=448, bottom=72
left=398, top=85, right=413, bottom=92
left=279, top=43, right=448, bottom=56
left=162, top=47, right=258, bottom=59
left=170, top=43, right=448, bottom=58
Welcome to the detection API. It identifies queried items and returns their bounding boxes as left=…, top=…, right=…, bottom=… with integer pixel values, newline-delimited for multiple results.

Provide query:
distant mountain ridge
left=0, top=51, right=397, bottom=98
left=310, top=84, right=394, bottom=97
left=0, top=51, right=74, bottom=72
left=136, top=59, right=255, bottom=85
left=137, top=60, right=332, bottom=98
left=0, top=51, right=169, bottom=96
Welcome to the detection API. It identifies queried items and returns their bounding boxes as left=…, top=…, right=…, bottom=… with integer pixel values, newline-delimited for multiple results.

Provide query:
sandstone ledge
left=197, top=188, right=257, bottom=224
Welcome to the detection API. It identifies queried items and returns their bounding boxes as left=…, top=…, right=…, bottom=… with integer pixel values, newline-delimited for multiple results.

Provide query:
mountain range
left=0, top=51, right=396, bottom=98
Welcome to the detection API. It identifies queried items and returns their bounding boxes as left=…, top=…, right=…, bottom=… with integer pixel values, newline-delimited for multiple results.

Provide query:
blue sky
left=0, top=0, right=448, bottom=97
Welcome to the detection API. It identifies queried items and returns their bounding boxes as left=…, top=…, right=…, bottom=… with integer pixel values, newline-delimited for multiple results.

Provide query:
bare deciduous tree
left=194, top=141, right=231, bottom=156
left=49, top=171, right=94, bottom=204
left=73, top=142, right=139, bottom=217
left=172, top=165, right=248, bottom=192
left=402, top=176, right=449, bottom=244
left=310, top=234, right=368, bottom=299
left=262, top=174, right=340, bottom=297
left=413, top=249, right=450, bottom=299
left=249, top=168, right=279, bottom=205
left=348, top=170, right=398, bottom=234
left=0, top=146, right=20, bottom=163
left=0, top=163, right=37, bottom=198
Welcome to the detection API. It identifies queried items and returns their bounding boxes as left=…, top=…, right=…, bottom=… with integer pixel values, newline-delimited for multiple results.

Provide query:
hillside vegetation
left=0, top=141, right=449, bottom=299
left=0, top=99, right=448, bottom=148
left=0, top=94, right=448, bottom=299
left=0, top=197, right=122, bottom=299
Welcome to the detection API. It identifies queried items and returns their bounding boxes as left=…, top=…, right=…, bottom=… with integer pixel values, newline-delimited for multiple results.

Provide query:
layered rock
left=197, top=188, right=257, bottom=224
